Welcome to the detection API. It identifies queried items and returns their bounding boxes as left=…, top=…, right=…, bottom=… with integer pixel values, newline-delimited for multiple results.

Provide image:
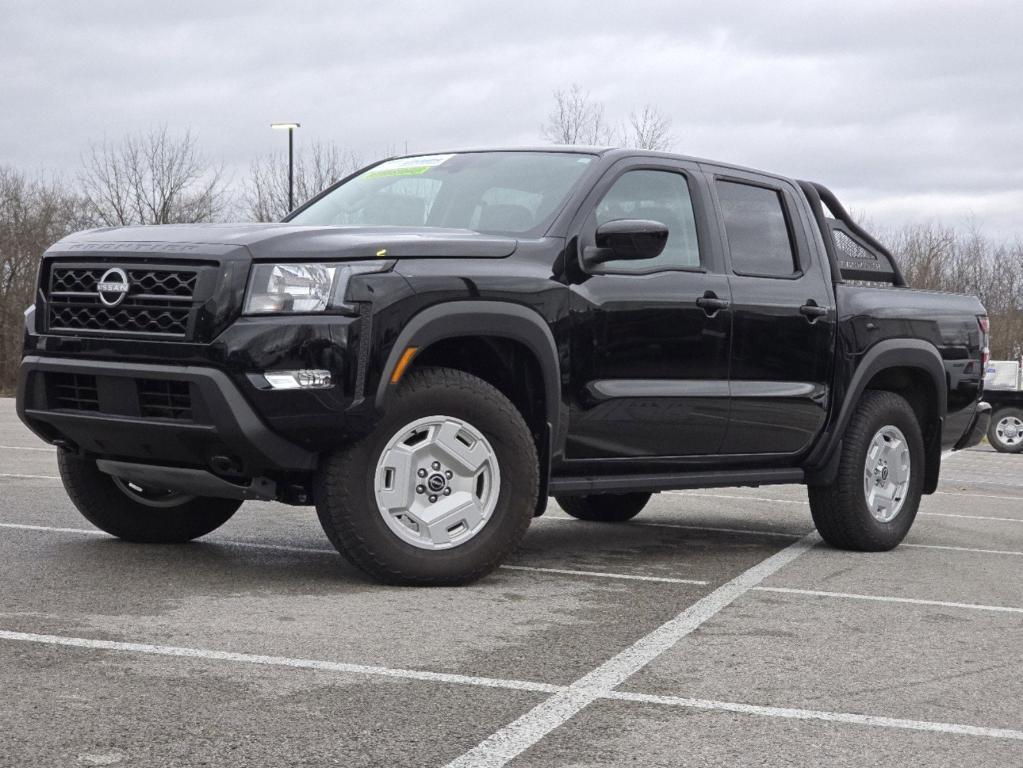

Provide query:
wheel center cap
left=427, top=473, right=447, bottom=493
left=1005, top=425, right=1019, bottom=438
left=880, top=466, right=889, bottom=483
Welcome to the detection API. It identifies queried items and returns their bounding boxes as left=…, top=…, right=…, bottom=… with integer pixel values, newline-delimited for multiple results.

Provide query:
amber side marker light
left=390, top=347, right=418, bottom=384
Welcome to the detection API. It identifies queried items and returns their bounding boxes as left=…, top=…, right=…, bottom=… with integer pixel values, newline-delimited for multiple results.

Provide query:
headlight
left=244, top=262, right=389, bottom=315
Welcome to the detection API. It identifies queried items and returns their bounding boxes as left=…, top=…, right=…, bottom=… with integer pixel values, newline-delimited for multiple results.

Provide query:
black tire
left=556, top=493, right=652, bottom=522
left=987, top=408, right=1023, bottom=454
left=808, top=390, right=924, bottom=551
left=57, top=450, right=242, bottom=543
left=313, top=367, right=539, bottom=586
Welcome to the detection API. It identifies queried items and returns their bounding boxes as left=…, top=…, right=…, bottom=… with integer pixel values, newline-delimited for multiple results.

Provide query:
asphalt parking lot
left=1, top=398, right=1021, bottom=767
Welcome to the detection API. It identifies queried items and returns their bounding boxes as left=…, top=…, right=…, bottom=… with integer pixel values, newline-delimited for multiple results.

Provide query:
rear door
left=703, top=166, right=837, bottom=456
left=565, top=157, right=733, bottom=461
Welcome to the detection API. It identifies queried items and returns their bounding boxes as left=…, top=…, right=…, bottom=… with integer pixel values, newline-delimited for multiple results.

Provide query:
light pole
left=270, top=122, right=301, bottom=212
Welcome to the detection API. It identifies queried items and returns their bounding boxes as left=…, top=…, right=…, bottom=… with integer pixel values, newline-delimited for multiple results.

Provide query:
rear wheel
left=57, top=450, right=241, bottom=542
left=987, top=408, right=1023, bottom=453
left=808, top=390, right=924, bottom=551
left=556, top=493, right=652, bottom=522
left=314, top=367, right=538, bottom=585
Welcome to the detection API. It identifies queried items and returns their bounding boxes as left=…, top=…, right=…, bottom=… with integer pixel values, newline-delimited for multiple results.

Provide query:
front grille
left=49, top=304, right=191, bottom=336
left=46, top=265, right=201, bottom=339
left=138, top=379, right=193, bottom=421
left=50, top=373, right=100, bottom=411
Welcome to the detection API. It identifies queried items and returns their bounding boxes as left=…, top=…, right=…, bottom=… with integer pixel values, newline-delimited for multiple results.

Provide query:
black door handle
left=799, top=302, right=828, bottom=320
left=697, top=293, right=730, bottom=315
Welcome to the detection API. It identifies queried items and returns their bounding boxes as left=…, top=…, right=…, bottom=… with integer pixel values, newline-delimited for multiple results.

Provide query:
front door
left=704, top=167, right=837, bottom=456
left=566, top=160, right=733, bottom=460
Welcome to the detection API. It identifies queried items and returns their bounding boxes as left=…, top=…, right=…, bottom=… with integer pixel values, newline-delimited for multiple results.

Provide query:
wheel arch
left=374, top=301, right=562, bottom=510
left=807, top=339, right=947, bottom=493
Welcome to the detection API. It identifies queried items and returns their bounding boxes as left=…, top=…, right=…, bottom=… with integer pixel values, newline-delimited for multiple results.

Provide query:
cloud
left=1, top=0, right=1021, bottom=236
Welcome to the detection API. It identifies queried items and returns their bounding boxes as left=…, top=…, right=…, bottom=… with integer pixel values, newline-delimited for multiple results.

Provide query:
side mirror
left=582, top=219, right=669, bottom=269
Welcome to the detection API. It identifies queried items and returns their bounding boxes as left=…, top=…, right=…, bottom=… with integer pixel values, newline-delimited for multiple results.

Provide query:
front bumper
left=17, top=356, right=317, bottom=475
left=954, top=401, right=992, bottom=451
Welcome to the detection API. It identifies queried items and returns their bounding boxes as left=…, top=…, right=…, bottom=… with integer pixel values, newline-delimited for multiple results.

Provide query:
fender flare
left=373, top=301, right=563, bottom=506
left=806, top=339, right=947, bottom=490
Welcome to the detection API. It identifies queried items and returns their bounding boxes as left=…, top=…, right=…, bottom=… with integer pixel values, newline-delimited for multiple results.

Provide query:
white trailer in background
left=984, top=359, right=1023, bottom=453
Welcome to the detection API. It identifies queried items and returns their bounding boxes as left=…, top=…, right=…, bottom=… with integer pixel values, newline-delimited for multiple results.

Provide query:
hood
left=48, top=223, right=518, bottom=261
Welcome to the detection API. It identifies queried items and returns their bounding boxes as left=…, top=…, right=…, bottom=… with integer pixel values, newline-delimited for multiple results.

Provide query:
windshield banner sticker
left=364, top=154, right=454, bottom=179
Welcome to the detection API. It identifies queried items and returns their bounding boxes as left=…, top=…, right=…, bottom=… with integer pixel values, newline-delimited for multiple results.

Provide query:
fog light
left=263, top=370, right=333, bottom=390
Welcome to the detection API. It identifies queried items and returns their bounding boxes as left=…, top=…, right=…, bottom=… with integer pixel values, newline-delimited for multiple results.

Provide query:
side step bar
left=548, top=468, right=805, bottom=496
left=96, top=460, right=277, bottom=501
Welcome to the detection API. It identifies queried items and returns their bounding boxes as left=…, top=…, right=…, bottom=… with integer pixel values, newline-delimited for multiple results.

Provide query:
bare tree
left=542, top=85, right=675, bottom=150
left=80, top=127, right=229, bottom=226
left=627, top=105, right=674, bottom=151
left=0, top=168, right=88, bottom=391
left=245, top=142, right=362, bottom=222
left=541, top=84, right=618, bottom=146
left=881, top=222, right=1023, bottom=358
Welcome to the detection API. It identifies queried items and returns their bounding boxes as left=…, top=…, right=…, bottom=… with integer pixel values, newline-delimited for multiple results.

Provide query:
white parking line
left=0, top=629, right=561, bottom=694
left=935, top=491, right=1023, bottom=502
left=754, top=586, right=1023, bottom=615
left=541, top=515, right=804, bottom=539
left=922, top=512, right=1023, bottom=524
left=633, top=521, right=804, bottom=539
left=904, top=543, right=1023, bottom=557
left=0, top=523, right=711, bottom=585
left=0, top=473, right=60, bottom=480
left=442, top=533, right=819, bottom=768
left=941, top=475, right=1023, bottom=489
left=0, top=522, right=106, bottom=536
left=664, top=491, right=807, bottom=505
left=662, top=492, right=1023, bottom=524
left=501, top=565, right=708, bottom=586
left=0, top=445, right=55, bottom=452
left=608, top=690, right=1023, bottom=741
left=3, top=625, right=1022, bottom=743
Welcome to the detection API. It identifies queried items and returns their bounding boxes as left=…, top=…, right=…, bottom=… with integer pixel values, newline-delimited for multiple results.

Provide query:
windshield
left=287, top=151, right=595, bottom=236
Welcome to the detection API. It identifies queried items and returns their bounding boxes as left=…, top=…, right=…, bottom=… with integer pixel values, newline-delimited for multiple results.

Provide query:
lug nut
left=416, top=485, right=426, bottom=494
left=431, top=461, right=441, bottom=470
left=443, top=487, right=451, bottom=496
left=445, top=470, right=453, bottom=479
left=417, top=468, right=427, bottom=478
left=429, top=494, right=438, bottom=503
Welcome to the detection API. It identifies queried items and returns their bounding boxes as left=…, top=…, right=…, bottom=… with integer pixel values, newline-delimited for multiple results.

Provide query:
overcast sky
left=3, top=0, right=1023, bottom=237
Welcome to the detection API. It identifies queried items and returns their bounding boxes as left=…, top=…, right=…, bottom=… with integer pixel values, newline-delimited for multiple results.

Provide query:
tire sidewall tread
left=809, top=390, right=924, bottom=551
left=313, top=366, right=539, bottom=586
left=987, top=407, right=1023, bottom=454
left=58, top=451, right=241, bottom=543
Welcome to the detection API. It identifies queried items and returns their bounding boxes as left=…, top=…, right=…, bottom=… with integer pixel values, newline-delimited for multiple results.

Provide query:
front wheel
left=987, top=408, right=1023, bottom=453
left=556, top=493, right=652, bottom=522
left=314, top=367, right=539, bottom=586
left=57, top=451, right=242, bottom=542
left=808, top=390, right=924, bottom=551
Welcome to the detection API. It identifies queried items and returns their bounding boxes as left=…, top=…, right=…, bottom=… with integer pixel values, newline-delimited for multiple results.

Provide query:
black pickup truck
left=16, top=148, right=991, bottom=584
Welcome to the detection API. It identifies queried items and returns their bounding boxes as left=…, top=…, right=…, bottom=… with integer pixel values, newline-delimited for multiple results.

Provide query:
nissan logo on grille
left=96, top=268, right=130, bottom=307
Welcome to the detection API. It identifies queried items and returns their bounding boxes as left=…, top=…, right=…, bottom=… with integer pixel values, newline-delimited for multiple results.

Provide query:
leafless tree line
left=0, top=169, right=90, bottom=389
left=879, top=223, right=1023, bottom=359
left=0, top=127, right=364, bottom=391
left=541, top=84, right=674, bottom=150
left=246, top=142, right=362, bottom=222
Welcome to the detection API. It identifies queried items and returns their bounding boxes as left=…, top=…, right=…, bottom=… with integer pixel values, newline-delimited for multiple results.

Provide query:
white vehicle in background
left=984, top=358, right=1023, bottom=453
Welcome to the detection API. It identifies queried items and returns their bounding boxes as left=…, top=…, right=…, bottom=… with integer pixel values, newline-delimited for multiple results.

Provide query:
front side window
left=594, top=170, right=701, bottom=271
left=716, top=180, right=798, bottom=277
left=288, top=151, right=595, bottom=236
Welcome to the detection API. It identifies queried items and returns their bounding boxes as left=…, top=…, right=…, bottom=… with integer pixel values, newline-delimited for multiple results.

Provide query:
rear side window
left=716, top=180, right=797, bottom=277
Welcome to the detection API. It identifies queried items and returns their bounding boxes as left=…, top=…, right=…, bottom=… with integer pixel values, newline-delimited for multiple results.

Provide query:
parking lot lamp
left=270, top=122, right=301, bottom=212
